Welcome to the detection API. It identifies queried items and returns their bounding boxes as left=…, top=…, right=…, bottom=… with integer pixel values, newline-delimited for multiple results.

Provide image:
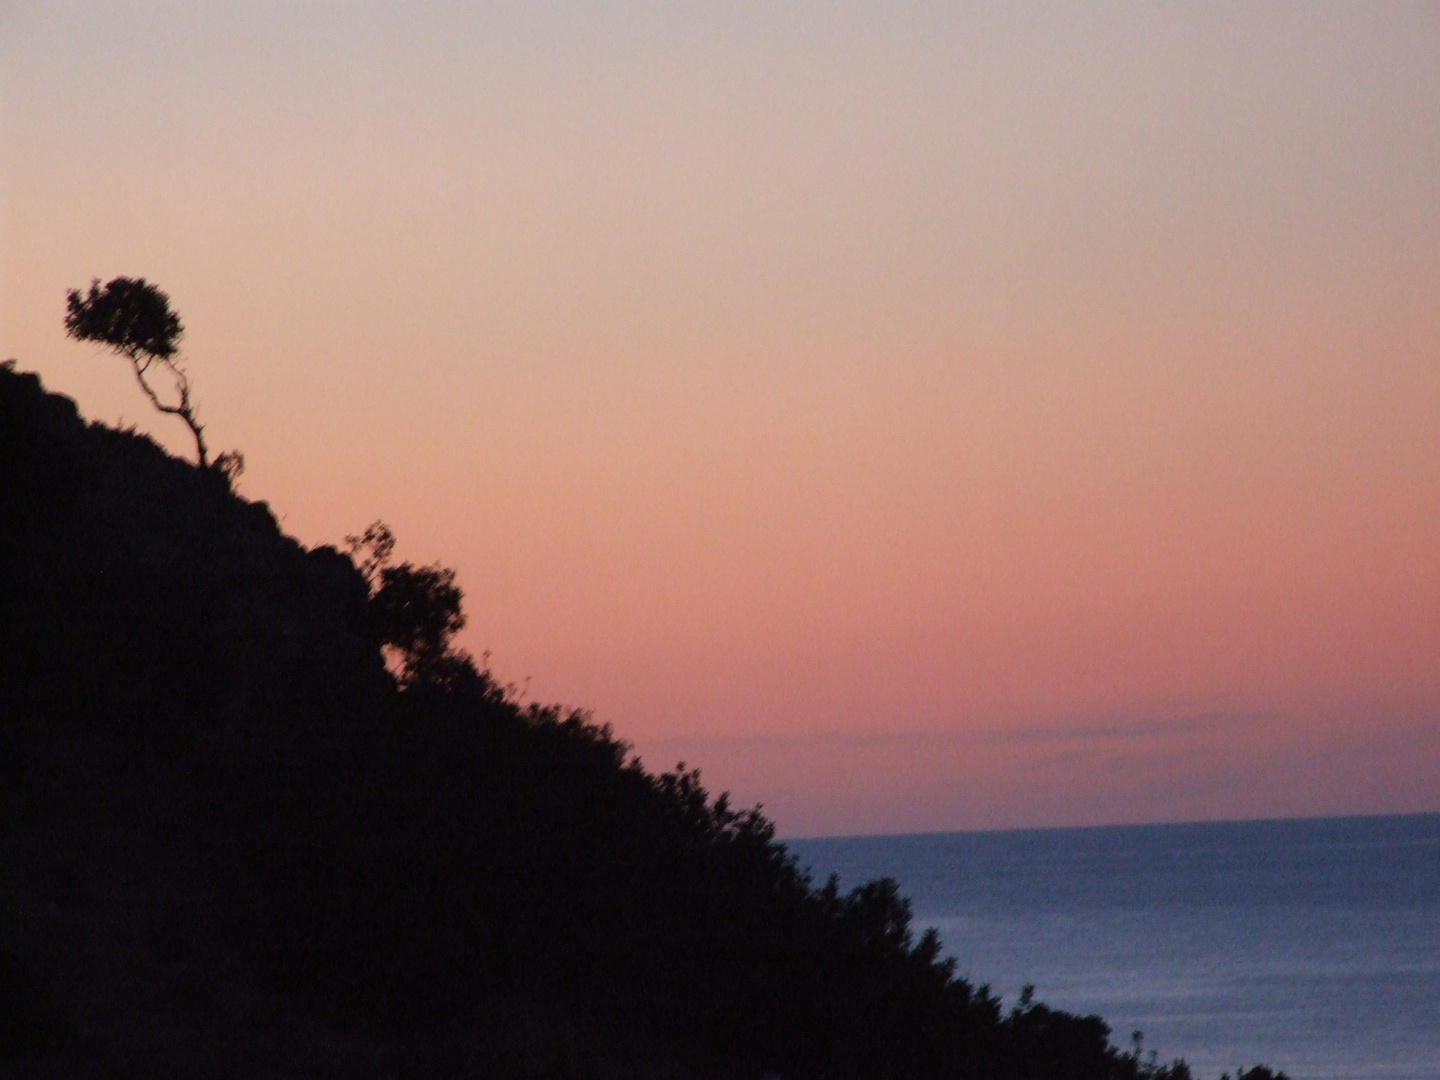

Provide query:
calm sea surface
left=788, top=814, right=1440, bottom=1080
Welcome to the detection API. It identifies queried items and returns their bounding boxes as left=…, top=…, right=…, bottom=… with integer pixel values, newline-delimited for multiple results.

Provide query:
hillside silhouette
left=0, top=362, right=1275, bottom=1079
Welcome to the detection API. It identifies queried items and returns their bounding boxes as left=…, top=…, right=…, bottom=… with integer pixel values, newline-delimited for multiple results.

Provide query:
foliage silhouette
left=0, top=359, right=1287, bottom=1079
left=347, top=519, right=470, bottom=687
left=65, top=276, right=242, bottom=481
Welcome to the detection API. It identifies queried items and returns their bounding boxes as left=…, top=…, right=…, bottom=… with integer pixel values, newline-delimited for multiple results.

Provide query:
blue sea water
left=788, top=814, right=1440, bottom=1080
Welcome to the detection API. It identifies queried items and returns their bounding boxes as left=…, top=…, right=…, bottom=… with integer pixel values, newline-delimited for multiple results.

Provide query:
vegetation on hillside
left=1, top=341, right=1284, bottom=1078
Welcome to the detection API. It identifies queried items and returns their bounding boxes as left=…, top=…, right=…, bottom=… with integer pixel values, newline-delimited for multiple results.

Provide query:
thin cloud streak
left=638, top=709, right=1269, bottom=751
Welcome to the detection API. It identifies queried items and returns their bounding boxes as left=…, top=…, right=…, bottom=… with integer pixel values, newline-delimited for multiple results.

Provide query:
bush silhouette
left=347, top=520, right=471, bottom=687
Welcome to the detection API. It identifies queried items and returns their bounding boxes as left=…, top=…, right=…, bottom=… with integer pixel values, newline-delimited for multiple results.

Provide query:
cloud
left=638, top=705, right=1269, bottom=752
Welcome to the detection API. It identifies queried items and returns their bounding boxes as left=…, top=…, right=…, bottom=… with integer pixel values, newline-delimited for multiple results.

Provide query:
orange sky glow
left=4, top=2, right=1438, bottom=835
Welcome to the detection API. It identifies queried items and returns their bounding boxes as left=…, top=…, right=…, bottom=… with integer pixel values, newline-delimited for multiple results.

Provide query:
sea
left=787, top=814, right=1440, bottom=1080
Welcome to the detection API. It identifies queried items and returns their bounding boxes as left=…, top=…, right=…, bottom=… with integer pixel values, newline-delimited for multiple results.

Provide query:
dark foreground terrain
left=2, top=363, right=1265, bottom=1079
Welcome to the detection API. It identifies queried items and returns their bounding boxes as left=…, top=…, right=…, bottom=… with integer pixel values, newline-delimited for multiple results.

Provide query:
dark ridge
left=1, top=363, right=1278, bottom=1080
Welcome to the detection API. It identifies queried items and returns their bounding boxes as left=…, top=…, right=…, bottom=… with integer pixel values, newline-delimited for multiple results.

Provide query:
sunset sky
left=3, top=2, right=1437, bottom=836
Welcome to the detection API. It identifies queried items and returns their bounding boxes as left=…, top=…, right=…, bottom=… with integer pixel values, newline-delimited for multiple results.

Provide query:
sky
left=3, top=1, right=1438, bottom=836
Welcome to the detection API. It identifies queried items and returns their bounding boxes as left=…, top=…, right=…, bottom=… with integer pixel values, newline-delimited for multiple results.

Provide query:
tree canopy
left=64, top=276, right=184, bottom=361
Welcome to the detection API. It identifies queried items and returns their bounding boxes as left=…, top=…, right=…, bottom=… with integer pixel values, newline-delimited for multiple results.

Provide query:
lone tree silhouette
left=65, top=276, right=242, bottom=479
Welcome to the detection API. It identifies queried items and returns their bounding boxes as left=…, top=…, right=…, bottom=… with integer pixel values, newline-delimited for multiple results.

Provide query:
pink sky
left=4, top=2, right=1438, bottom=835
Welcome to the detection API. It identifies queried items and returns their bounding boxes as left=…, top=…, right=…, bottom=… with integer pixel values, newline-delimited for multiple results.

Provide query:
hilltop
left=0, top=362, right=1215, bottom=1079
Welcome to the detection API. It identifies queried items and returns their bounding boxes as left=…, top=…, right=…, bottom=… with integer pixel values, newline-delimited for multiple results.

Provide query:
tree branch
left=125, top=348, right=209, bottom=467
